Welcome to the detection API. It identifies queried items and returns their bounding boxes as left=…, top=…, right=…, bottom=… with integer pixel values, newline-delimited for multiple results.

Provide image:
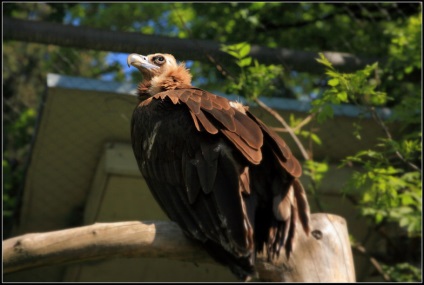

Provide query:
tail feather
left=267, top=179, right=310, bottom=260
left=293, top=179, right=310, bottom=235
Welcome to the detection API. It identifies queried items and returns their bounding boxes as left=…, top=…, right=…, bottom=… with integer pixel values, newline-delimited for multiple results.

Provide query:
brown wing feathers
left=247, top=113, right=303, bottom=177
left=154, top=88, right=263, bottom=165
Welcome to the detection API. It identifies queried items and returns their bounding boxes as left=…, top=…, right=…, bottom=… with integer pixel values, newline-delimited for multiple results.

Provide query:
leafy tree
left=317, top=54, right=421, bottom=282
left=217, top=10, right=420, bottom=279
left=60, top=3, right=420, bottom=99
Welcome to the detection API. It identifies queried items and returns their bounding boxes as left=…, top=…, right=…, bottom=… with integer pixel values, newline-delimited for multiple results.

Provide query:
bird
left=127, top=52, right=310, bottom=280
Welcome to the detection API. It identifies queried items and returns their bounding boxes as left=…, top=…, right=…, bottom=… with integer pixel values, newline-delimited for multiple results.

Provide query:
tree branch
left=3, top=16, right=383, bottom=76
left=352, top=242, right=391, bottom=282
left=369, top=106, right=420, bottom=172
left=3, top=221, right=208, bottom=275
left=3, top=215, right=356, bottom=282
left=271, top=113, right=315, bottom=133
left=254, top=98, right=310, bottom=160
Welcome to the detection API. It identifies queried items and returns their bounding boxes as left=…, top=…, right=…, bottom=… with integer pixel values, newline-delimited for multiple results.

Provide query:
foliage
left=312, top=53, right=389, bottom=122
left=289, top=114, right=322, bottom=146
left=381, top=262, right=422, bottom=282
left=223, top=8, right=424, bottom=280
left=3, top=108, right=36, bottom=233
left=302, top=160, right=329, bottom=211
left=384, top=12, right=422, bottom=80
left=344, top=160, right=421, bottom=235
left=3, top=160, right=16, bottom=218
left=220, top=42, right=283, bottom=100
left=61, top=3, right=421, bottom=99
left=312, top=51, right=422, bottom=238
left=313, top=51, right=421, bottom=280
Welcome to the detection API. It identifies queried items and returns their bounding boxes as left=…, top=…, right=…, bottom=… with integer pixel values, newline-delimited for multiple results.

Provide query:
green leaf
left=316, top=53, right=334, bottom=69
left=237, top=57, right=252, bottom=67
left=375, top=211, right=384, bottom=224
left=238, top=43, right=251, bottom=58
left=310, top=133, right=322, bottom=145
left=337, top=91, right=348, bottom=102
left=326, top=70, right=341, bottom=78
left=328, top=78, right=339, bottom=86
left=399, top=217, right=410, bottom=228
left=226, top=50, right=243, bottom=59
left=316, top=104, right=334, bottom=123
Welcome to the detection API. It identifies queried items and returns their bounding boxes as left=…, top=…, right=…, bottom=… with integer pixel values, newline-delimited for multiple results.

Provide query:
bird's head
left=127, top=53, right=192, bottom=96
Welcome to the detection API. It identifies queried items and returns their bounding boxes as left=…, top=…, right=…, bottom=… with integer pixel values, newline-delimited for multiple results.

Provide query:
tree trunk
left=3, top=213, right=355, bottom=282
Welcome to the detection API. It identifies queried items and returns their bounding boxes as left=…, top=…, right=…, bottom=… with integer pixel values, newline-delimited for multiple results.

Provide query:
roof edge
left=47, top=73, right=392, bottom=119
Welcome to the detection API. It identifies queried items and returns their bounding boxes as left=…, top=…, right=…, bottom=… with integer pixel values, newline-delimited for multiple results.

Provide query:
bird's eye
left=154, top=56, right=165, bottom=64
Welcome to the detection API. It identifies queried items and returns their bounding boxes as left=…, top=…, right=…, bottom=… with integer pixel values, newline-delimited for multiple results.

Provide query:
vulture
left=128, top=52, right=310, bottom=280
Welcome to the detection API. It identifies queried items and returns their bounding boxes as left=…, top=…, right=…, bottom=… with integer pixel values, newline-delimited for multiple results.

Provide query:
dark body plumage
left=129, top=53, right=310, bottom=279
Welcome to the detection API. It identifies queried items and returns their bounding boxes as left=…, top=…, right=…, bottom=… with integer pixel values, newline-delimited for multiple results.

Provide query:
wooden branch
left=3, top=16, right=381, bottom=76
left=271, top=113, right=315, bottom=134
left=255, top=98, right=311, bottom=160
left=3, top=221, right=210, bottom=274
left=352, top=242, right=391, bottom=282
left=3, top=214, right=355, bottom=282
left=369, top=106, right=420, bottom=172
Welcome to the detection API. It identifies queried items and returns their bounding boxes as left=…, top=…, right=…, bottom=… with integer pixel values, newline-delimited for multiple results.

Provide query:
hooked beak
left=127, top=53, right=159, bottom=71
